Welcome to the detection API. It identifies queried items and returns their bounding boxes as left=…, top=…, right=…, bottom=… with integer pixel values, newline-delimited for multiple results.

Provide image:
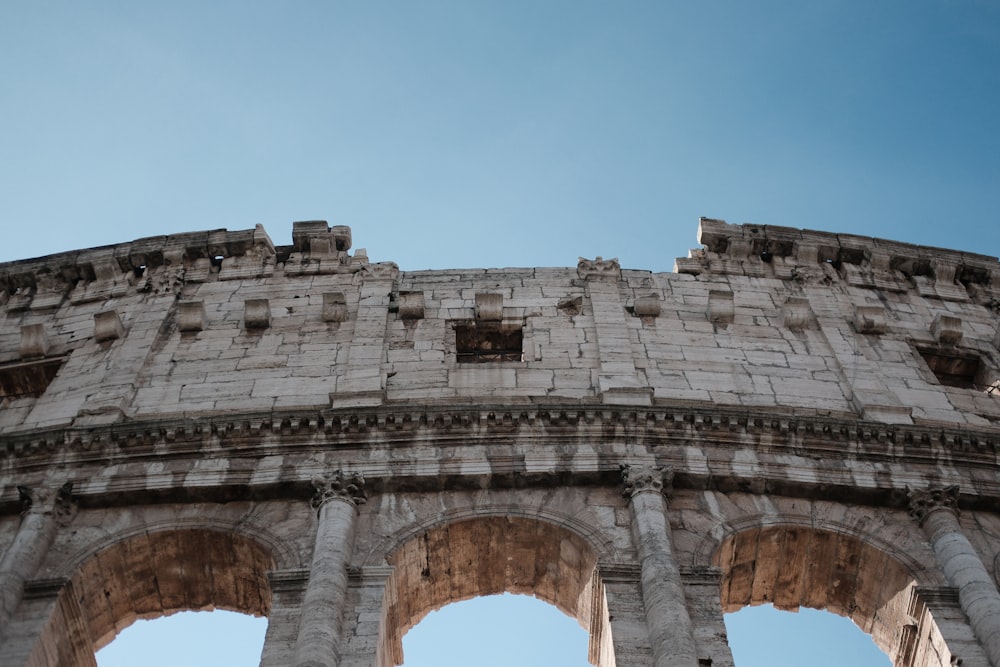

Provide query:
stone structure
left=0, top=218, right=999, bottom=666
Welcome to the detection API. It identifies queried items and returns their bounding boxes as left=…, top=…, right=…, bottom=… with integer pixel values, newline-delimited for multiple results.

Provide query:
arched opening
left=95, top=609, right=266, bottom=667
left=73, top=528, right=274, bottom=651
left=401, top=593, right=589, bottom=667
left=714, top=525, right=963, bottom=666
left=381, top=516, right=609, bottom=667
left=725, top=604, right=890, bottom=666
left=25, top=528, right=275, bottom=666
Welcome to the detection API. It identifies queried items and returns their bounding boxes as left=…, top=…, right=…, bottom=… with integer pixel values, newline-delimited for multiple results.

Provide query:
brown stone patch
left=70, top=529, right=275, bottom=650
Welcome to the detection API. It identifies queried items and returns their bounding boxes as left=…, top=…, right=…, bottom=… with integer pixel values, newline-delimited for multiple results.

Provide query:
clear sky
left=4, top=1, right=998, bottom=666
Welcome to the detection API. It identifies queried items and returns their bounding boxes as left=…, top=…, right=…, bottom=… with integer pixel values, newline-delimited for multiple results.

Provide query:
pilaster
left=578, top=258, right=652, bottom=406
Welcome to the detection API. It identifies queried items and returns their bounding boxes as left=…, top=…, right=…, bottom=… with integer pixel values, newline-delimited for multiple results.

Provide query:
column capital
left=621, top=464, right=673, bottom=500
left=17, top=482, right=77, bottom=525
left=311, top=470, right=367, bottom=510
left=907, top=485, right=959, bottom=525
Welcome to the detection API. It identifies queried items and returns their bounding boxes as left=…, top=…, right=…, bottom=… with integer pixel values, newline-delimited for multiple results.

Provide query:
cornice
left=2, top=402, right=997, bottom=462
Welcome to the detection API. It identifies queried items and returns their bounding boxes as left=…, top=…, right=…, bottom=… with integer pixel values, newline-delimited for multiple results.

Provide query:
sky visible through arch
left=3, top=1, right=998, bottom=666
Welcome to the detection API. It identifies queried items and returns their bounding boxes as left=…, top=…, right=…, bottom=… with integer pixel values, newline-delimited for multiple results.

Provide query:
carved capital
left=311, top=470, right=367, bottom=510
left=577, top=256, right=621, bottom=280
left=621, top=464, right=673, bottom=499
left=18, top=482, right=77, bottom=525
left=907, top=485, right=959, bottom=524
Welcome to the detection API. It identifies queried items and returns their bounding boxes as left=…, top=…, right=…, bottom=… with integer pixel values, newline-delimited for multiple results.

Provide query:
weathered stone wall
left=0, top=218, right=998, bottom=667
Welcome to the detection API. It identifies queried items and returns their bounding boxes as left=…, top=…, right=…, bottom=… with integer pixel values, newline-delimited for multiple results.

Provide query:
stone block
left=177, top=301, right=206, bottom=332
left=19, top=324, right=49, bottom=358
left=853, top=305, right=888, bottom=335
left=781, top=297, right=813, bottom=331
left=92, top=310, right=124, bottom=343
left=475, top=293, right=503, bottom=321
left=633, top=295, right=661, bottom=318
left=931, top=314, right=963, bottom=346
left=244, top=299, right=271, bottom=330
left=398, top=292, right=425, bottom=320
left=706, top=290, right=734, bottom=324
left=323, top=292, right=348, bottom=323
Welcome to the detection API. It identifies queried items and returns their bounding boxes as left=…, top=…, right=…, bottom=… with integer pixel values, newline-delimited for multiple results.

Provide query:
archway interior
left=71, top=529, right=275, bottom=651
left=714, top=525, right=913, bottom=661
left=385, top=516, right=600, bottom=666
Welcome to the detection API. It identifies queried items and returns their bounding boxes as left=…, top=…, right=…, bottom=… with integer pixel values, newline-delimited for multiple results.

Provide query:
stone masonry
left=1, top=217, right=999, bottom=666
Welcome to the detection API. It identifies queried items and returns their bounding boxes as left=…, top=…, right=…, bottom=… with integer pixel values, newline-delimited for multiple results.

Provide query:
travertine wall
left=0, top=218, right=998, bottom=667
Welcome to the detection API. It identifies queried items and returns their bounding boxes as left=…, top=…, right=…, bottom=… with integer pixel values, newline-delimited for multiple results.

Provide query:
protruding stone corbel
left=177, top=301, right=205, bottom=333
left=322, top=292, right=347, bottom=323
left=577, top=256, right=621, bottom=280
left=932, top=314, right=963, bottom=346
left=853, top=305, right=888, bottom=335
left=707, top=290, right=734, bottom=325
left=94, top=310, right=124, bottom=342
left=311, top=470, right=367, bottom=510
left=782, top=297, right=814, bottom=331
left=245, top=299, right=271, bottom=329
left=19, top=324, right=49, bottom=358
left=907, top=485, right=959, bottom=525
left=621, top=464, right=673, bottom=499
left=633, top=295, right=661, bottom=318
left=398, top=291, right=425, bottom=320
left=475, top=293, right=503, bottom=321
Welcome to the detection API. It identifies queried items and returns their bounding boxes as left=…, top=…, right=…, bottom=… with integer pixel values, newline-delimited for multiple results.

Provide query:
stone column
left=0, top=483, right=76, bottom=634
left=909, top=485, right=1000, bottom=666
left=622, top=464, right=699, bottom=667
left=292, top=471, right=367, bottom=667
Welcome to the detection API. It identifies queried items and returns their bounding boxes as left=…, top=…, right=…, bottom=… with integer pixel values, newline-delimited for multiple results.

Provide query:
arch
left=54, top=515, right=302, bottom=580
left=68, top=528, right=276, bottom=651
left=380, top=515, right=607, bottom=667
left=711, top=523, right=932, bottom=664
left=366, top=498, right=622, bottom=568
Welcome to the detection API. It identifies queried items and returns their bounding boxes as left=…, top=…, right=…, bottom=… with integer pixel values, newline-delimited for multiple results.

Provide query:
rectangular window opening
left=918, top=348, right=995, bottom=391
left=455, top=322, right=523, bottom=363
left=0, top=357, right=65, bottom=399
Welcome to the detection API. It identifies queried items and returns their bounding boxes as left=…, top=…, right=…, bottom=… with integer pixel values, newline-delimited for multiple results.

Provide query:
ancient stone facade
left=1, top=218, right=999, bottom=666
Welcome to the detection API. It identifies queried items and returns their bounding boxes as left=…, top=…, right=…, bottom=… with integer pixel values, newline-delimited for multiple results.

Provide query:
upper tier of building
left=1, top=218, right=998, bottom=441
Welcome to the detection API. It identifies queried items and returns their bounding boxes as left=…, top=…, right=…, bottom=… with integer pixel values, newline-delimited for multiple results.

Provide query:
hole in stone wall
left=95, top=610, right=266, bottom=667
left=918, top=348, right=994, bottom=390
left=455, top=322, right=523, bottom=362
left=0, top=357, right=65, bottom=399
left=725, top=605, right=890, bottom=667
left=401, top=593, right=589, bottom=667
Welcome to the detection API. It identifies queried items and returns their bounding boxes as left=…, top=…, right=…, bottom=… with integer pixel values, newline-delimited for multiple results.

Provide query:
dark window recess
left=918, top=348, right=990, bottom=389
left=0, top=357, right=65, bottom=399
left=455, top=323, right=523, bottom=363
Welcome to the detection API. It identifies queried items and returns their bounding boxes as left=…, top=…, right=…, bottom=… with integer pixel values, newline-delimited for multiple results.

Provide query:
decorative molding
left=577, top=256, right=621, bottom=280
left=311, top=470, right=367, bottom=509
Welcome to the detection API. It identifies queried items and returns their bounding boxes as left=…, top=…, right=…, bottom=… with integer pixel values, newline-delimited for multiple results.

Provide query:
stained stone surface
left=0, top=218, right=999, bottom=667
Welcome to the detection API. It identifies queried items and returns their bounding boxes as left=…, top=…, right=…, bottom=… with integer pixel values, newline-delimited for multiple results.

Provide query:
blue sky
left=4, top=1, right=998, bottom=665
